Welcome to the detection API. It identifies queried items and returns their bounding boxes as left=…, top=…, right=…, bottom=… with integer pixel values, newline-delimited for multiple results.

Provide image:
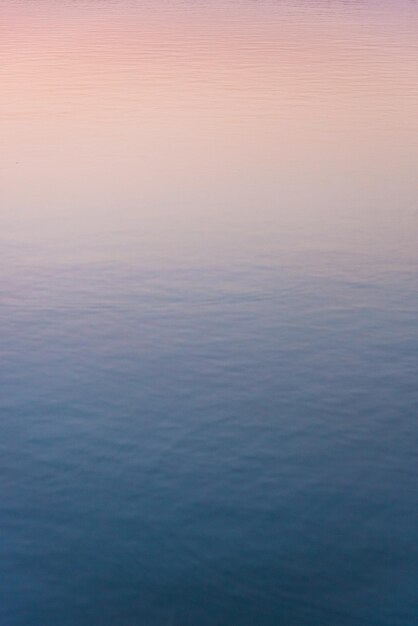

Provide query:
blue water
left=1, top=1, right=418, bottom=624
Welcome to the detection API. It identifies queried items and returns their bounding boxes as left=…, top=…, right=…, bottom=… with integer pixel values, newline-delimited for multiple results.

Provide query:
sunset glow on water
left=1, top=2, right=418, bottom=624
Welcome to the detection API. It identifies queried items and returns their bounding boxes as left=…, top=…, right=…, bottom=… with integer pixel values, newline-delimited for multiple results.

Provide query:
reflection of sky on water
left=1, top=1, right=418, bottom=625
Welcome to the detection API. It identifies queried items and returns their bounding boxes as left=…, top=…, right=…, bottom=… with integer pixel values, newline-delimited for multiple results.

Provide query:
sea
left=1, top=1, right=417, bottom=624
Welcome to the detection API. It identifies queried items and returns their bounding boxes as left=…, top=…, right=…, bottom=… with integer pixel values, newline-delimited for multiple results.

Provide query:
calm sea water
left=1, top=1, right=418, bottom=624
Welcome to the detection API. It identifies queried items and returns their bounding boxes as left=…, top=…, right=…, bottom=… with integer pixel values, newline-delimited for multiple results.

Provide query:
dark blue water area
left=1, top=252, right=418, bottom=625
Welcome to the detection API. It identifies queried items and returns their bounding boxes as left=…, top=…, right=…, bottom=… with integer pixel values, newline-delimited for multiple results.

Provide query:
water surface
left=1, top=1, right=418, bottom=624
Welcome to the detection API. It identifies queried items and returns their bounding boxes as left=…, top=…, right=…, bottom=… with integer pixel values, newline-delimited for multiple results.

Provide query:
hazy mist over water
left=1, top=1, right=418, bottom=624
